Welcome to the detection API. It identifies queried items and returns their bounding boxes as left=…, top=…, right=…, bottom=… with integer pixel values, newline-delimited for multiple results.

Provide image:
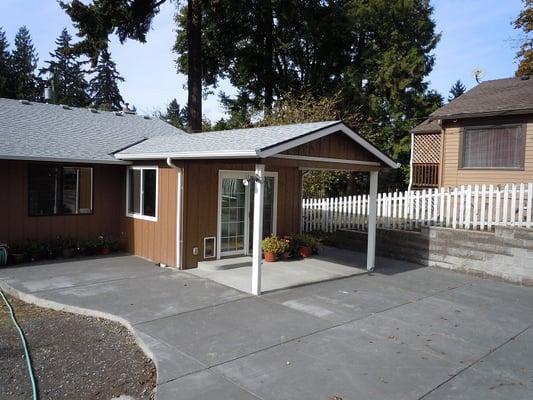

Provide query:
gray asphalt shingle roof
left=411, top=119, right=441, bottom=134
left=430, top=76, right=533, bottom=120
left=116, top=120, right=341, bottom=158
left=0, top=98, right=186, bottom=163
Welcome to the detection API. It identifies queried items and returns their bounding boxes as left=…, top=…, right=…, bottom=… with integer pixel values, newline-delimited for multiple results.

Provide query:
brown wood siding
left=181, top=159, right=301, bottom=269
left=281, top=131, right=383, bottom=164
left=0, top=160, right=124, bottom=245
left=441, top=117, right=533, bottom=187
left=120, top=161, right=178, bottom=267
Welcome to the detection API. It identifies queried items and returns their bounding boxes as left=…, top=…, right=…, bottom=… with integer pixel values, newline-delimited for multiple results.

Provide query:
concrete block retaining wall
left=335, top=226, right=533, bottom=286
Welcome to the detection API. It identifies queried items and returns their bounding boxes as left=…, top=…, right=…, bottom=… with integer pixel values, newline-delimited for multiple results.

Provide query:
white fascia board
left=0, top=154, right=132, bottom=165
left=115, top=150, right=259, bottom=160
left=258, top=122, right=399, bottom=169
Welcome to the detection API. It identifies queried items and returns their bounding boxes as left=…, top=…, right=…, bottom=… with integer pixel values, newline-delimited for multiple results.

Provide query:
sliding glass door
left=219, top=172, right=277, bottom=258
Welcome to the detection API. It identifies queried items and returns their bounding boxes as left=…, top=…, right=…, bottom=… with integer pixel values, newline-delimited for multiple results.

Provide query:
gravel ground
left=0, top=294, right=156, bottom=400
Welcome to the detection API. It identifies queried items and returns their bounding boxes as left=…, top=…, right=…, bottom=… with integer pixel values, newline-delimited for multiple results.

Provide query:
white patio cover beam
left=251, top=164, right=265, bottom=295
left=367, top=170, right=378, bottom=271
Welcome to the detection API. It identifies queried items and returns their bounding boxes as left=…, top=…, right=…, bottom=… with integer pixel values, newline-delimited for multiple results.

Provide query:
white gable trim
left=270, top=154, right=381, bottom=166
left=258, top=122, right=399, bottom=169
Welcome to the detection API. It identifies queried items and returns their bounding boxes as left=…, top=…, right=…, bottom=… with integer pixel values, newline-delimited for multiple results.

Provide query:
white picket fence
left=301, top=183, right=533, bottom=233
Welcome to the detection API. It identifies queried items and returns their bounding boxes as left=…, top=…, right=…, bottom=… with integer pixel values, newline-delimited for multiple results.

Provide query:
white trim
left=0, top=154, right=131, bottom=165
left=116, top=150, right=258, bottom=160
left=270, top=153, right=381, bottom=166
left=203, top=237, right=216, bottom=259
left=251, top=164, right=265, bottom=295
left=166, top=158, right=183, bottom=269
left=367, top=170, right=379, bottom=272
left=125, top=165, right=159, bottom=222
left=408, top=131, right=415, bottom=191
left=216, top=169, right=278, bottom=260
left=258, top=123, right=399, bottom=169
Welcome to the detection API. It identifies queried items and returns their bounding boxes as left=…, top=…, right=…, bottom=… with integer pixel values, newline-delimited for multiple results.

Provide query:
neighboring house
left=409, top=76, right=533, bottom=189
left=0, top=98, right=397, bottom=273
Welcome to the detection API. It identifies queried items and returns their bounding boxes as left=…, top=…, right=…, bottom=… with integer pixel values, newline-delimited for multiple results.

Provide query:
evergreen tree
left=160, top=99, right=187, bottom=128
left=10, top=26, right=40, bottom=100
left=514, top=0, right=533, bottom=76
left=448, top=80, right=466, bottom=101
left=0, top=27, right=12, bottom=98
left=41, top=28, right=90, bottom=107
left=89, top=48, right=124, bottom=110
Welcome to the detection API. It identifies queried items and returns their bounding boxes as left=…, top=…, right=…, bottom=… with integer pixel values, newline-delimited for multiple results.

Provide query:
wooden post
left=367, top=170, right=379, bottom=272
left=251, top=164, right=265, bottom=295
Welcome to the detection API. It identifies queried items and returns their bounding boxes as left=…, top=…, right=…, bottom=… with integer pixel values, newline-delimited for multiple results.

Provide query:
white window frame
left=216, top=169, right=278, bottom=259
left=126, top=166, right=159, bottom=222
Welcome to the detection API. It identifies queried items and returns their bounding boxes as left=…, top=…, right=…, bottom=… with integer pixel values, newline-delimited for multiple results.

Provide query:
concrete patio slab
left=1, top=250, right=532, bottom=400
left=137, top=296, right=333, bottom=366
left=213, top=322, right=462, bottom=400
left=190, top=246, right=368, bottom=293
left=156, top=369, right=261, bottom=400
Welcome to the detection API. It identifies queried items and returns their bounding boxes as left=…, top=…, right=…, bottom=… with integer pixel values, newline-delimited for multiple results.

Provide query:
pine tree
left=10, top=26, right=39, bottom=100
left=448, top=80, right=466, bottom=101
left=40, top=28, right=91, bottom=107
left=89, top=48, right=124, bottom=111
left=160, top=99, right=187, bottom=128
left=0, top=27, right=12, bottom=98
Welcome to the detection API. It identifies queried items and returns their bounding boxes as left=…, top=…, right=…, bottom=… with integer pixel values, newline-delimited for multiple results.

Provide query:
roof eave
left=115, top=150, right=260, bottom=160
left=430, top=108, right=533, bottom=121
left=0, top=154, right=132, bottom=165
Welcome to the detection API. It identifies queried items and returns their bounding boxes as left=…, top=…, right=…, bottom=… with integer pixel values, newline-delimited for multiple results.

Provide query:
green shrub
left=291, top=233, right=321, bottom=253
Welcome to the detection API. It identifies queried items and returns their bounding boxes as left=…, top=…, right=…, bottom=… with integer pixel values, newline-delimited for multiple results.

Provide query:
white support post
left=251, top=164, right=265, bottom=295
left=367, top=170, right=379, bottom=272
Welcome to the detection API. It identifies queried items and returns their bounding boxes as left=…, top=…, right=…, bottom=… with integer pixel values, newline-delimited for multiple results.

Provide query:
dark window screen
left=142, top=169, right=156, bottom=217
left=462, top=126, right=524, bottom=168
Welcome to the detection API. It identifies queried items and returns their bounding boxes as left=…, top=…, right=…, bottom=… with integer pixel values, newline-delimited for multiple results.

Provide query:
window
left=127, top=166, right=158, bottom=220
left=461, top=125, right=525, bottom=169
left=28, top=165, right=93, bottom=216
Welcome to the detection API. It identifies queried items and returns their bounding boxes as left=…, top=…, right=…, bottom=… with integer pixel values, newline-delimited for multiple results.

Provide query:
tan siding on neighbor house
left=181, top=159, right=301, bottom=269
left=120, top=161, right=178, bottom=267
left=441, top=117, right=533, bottom=187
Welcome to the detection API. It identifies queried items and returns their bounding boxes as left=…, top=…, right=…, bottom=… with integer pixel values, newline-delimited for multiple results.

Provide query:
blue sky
left=0, top=0, right=525, bottom=120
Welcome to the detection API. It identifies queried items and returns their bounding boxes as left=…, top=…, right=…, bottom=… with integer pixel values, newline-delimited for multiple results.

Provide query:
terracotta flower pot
left=298, top=245, right=312, bottom=258
left=263, top=251, right=277, bottom=262
left=100, top=247, right=112, bottom=255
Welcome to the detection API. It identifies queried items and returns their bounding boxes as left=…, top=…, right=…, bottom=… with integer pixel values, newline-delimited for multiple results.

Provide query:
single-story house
left=409, top=76, right=533, bottom=189
left=0, top=98, right=397, bottom=294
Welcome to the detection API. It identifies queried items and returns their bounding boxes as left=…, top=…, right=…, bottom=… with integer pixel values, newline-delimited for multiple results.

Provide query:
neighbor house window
left=28, top=165, right=93, bottom=216
left=461, top=125, right=525, bottom=169
left=127, top=166, right=158, bottom=220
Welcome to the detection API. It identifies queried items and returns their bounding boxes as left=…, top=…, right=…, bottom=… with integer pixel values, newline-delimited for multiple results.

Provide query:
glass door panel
left=220, top=178, right=247, bottom=255
left=248, top=176, right=275, bottom=252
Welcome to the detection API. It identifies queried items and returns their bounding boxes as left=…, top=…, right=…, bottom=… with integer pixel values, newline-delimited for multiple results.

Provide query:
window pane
left=28, top=165, right=61, bottom=216
left=62, top=167, right=78, bottom=214
left=77, top=167, right=93, bottom=214
left=142, top=169, right=157, bottom=217
left=128, top=169, right=141, bottom=214
left=463, top=126, right=524, bottom=168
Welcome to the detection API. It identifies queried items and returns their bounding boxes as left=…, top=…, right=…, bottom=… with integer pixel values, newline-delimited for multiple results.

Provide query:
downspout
left=408, top=131, right=415, bottom=191
left=167, top=157, right=183, bottom=269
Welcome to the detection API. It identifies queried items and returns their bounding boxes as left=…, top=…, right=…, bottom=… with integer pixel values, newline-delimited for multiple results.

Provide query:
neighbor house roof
left=430, top=76, right=533, bottom=120
left=0, top=98, right=186, bottom=164
left=115, top=120, right=399, bottom=168
left=411, top=119, right=441, bottom=134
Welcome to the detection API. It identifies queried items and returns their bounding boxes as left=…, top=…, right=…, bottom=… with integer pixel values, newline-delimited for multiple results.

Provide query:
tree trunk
left=187, top=0, right=202, bottom=132
left=263, top=0, right=274, bottom=112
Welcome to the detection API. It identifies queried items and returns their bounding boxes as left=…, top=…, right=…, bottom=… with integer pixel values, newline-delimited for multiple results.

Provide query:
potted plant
left=282, top=236, right=294, bottom=260
left=97, top=236, right=119, bottom=255
left=9, top=244, right=25, bottom=264
left=292, top=234, right=320, bottom=258
left=60, top=237, right=76, bottom=258
left=262, top=236, right=289, bottom=262
left=24, top=239, right=46, bottom=262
